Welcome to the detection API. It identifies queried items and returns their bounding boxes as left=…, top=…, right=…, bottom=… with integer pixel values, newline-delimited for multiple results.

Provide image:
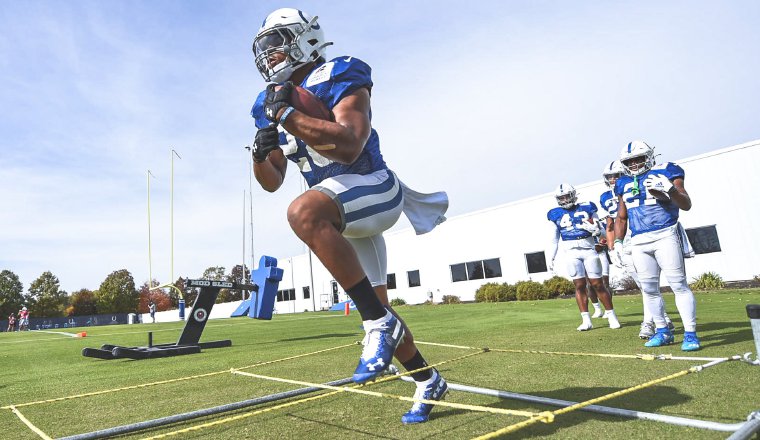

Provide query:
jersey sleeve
left=250, top=91, right=269, bottom=129
left=304, top=57, right=373, bottom=109
left=662, top=162, right=685, bottom=180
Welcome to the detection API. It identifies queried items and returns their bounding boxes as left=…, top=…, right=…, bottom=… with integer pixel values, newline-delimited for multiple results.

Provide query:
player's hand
left=578, top=221, right=600, bottom=236
left=643, top=174, right=674, bottom=199
left=548, top=258, right=555, bottom=273
left=264, top=81, right=294, bottom=124
left=252, top=125, right=280, bottom=163
left=611, top=240, right=624, bottom=268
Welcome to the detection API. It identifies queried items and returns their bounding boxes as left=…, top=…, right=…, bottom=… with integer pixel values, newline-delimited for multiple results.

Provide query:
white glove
left=610, top=240, right=624, bottom=268
left=577, top=221, right=600, bottom=236
left=643, top=174, right=673, bottom=199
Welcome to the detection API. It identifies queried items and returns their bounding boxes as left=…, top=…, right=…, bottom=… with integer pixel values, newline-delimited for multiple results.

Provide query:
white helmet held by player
left=253, top=8, right=333, bottom=83
left=620, top=140, right=655, bottom=176
left=555, top=183, right=577, bottom=209
left=602, top=160, right=624, bottom=188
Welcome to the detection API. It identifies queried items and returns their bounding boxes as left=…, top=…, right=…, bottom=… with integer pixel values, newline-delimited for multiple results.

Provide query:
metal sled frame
left=81, top=279, right=256, bottom=360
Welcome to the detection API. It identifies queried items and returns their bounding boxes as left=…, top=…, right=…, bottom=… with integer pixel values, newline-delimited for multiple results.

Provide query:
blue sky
left=1, top=1, right=759, bottom=293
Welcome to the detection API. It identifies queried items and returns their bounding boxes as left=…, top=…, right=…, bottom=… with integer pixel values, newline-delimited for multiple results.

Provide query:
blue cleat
left=401, top=370, right=449, bottom=424
left=681, top=332, right=701, bottom=351
left=353, top=312, right=405, bottom=384
left=644, top=328, right=674, bottom=347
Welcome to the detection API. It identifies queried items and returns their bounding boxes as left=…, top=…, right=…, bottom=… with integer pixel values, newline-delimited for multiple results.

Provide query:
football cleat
left=606, top=312, right=621, bottom=329
left=591, top=308, right=604, bottom=318
left=353, top=312, right=405, bottom=384
left=577, top=321, right=593, bottom=331
left=644, top=328, right=674, bottom=347
left=639, top=321, right=655, bottom=339
left=401, top=371, right=449, bottom=424
left=681, top=332, right=701, bottom=351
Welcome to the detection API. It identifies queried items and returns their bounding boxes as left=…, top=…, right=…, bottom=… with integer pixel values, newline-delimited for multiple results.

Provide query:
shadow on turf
left=472, top=384, right=691, bottom=438
left=278, top=333, right=360, bottom=342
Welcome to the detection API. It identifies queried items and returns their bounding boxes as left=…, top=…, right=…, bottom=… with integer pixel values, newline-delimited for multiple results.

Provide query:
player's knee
left=639, top=280, right=660, bottom=296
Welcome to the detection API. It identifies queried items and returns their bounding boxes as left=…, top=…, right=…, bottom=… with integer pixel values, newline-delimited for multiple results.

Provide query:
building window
left=483, top=258, right=502, bottom=278
left=302, top=286, right=310, bottom=300
left=451, top=259, right=502, bottom=282
left=387, top=273, right=397, bottom=289
left=407, top=270, right=421, bottom=287
left=466, top=261, right=484, bottom=280
left=450, top=263, right=467, bottom=282
left=685, top=225, right=721, bottom=254
left=277, top=288, right=295, bottom=302
left=525, top=251, right=548, bottom=274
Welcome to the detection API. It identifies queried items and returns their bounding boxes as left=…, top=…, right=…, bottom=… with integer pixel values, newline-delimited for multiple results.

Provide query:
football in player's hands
left=648, top=188, right=671, bottom=201
left=276, top=85, right=333, bottom=121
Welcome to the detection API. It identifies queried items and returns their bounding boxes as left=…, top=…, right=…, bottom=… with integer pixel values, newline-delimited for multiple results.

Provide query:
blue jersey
left=251, top=56, right=387, bottom=187
left=547, top=202, right=599, bottom=241
left=614, top=162, right=684, bottom=236
left=599, top=189, right=618, bottom=219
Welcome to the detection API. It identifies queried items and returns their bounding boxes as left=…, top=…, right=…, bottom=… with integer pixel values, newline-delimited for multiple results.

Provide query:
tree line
left=0, top=265, right=250, bottom=319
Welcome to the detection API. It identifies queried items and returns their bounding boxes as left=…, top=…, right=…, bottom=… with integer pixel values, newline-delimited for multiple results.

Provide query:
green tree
left=68, top=289, right=97, bottom=316
left=201, top=266, right=228, bottom=304
left=95, top=269, right=139, bottom=313
left=223, top=264, right=250, bottom=302
left=27, top=271, right=67, bottom=318
left=0, top=270, right=25, bottom=318
left=137, top=281, right=172, bottom=313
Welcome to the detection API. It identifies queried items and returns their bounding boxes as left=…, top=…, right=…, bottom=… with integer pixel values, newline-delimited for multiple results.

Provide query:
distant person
left=149, top=301, right=156, bottom=323
left=427, top=290, right=434, bottom=304
left=6, top=313, right=15, bottom=332
left=18, top=306, right=29, bottom=331
left=612, top=140, right=699, bottom=351
left=547, top=183, right=620, bottom=331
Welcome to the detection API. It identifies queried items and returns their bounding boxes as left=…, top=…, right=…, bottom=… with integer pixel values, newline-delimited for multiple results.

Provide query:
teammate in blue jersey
left=601, top=160, right=673, bottom=339
left=250, top=8, right=449, bottom=424
left=612, top=141, right=700, bottom=351
left=547, top=183, right=620, bottom=331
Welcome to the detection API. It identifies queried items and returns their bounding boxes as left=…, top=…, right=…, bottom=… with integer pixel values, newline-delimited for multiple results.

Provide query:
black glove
left=252, top=125, right=280, bottom=163
left=263, top=81, right=294, bottom=124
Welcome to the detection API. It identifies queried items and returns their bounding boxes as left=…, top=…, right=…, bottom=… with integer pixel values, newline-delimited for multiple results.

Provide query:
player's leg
left=290, top=170, right=405, bottom=383
left=586, top=277, right=603, bottom=318
left=583, top=250, right=620, bottom=329
left=653, top=231, right=699, bottom=351
left=623, top=251, right=654, bottom=338
left=346, top=226, right=447, bottom=423
left=566, top=250, right=592, bottom=330
left=631, top=242, right=673, bottom=347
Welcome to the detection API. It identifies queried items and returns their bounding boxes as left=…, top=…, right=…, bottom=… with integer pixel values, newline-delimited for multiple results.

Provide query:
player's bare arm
left=279, top=88, right=371, bottom=164
left=614, top=194, right=628, bottom=242
left=606, top=217, right=616, bottom=250
left=669, top=178, right=692, bottom=211
left=253, top=148, right=287, bottom=192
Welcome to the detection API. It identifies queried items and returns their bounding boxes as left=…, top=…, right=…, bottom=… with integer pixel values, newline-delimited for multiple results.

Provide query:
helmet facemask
left=621, top=154, right=653, bottom=176
left=253, top=9, right=332, bottom=83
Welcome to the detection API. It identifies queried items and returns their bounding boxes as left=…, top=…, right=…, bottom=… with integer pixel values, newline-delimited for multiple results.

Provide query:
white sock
left=580, top=312, right=591, bottom=323
left=605, top=309, right=617, bottom=319
left=592, top=302, right=601, bottom=311
left=362, top=310, right=392, bottom=330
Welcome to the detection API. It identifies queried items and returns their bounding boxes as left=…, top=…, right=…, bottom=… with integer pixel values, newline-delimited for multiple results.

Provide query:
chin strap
left=631, top=174, right=640, bottom=196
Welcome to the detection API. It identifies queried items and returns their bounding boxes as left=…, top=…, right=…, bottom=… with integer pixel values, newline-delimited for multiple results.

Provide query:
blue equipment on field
left=230, top=255, right=283, bottom=320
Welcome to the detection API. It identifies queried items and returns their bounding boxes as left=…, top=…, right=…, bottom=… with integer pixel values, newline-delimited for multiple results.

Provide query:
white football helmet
left=620, top=140, right=655, bottom=176
left=555, top=183, right=577, bottom=209
left=602, top=160, right=624, bottom=188
left=253, top=8, right=333, bottom=83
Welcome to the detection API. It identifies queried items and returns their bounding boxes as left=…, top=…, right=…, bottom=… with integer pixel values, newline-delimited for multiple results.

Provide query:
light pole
left=244, top=145, right=255, bottom=274
left=171, top=148, right=184, bottom=319
left=147, top=170, right=156, bottom=289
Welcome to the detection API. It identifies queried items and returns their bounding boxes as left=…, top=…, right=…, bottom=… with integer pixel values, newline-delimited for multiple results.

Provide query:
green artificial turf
left=1, top=289, right=758, bottom=439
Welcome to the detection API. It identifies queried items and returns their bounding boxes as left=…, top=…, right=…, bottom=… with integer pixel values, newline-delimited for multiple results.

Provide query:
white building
left=271, top=139, right=760, bottom=313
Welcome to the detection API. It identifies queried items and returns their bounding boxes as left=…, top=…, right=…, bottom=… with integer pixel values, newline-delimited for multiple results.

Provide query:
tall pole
left=242, top=190, right=246, bottom=284
left=244, top=145, right=255, bottom=271
left=147, top=170, right=155, bottom=289
left=171, top=149, right=183, bottom=319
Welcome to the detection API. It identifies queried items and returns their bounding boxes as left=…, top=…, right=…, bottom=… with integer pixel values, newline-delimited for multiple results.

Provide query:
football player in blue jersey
left=601, top=160, right=673, bottom=339
left=611, top=141, right=700, bottom=351
left=547, top=183, right=620, bottom=331
left=249, top=8, right=449, bottom=424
